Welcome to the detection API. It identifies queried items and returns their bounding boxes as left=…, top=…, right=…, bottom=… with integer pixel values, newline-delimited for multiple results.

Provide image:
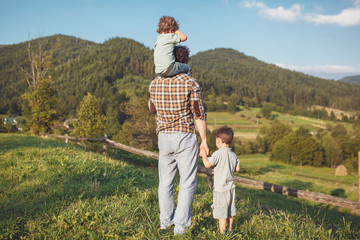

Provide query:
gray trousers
left=158, top=133, right=198, bottom=234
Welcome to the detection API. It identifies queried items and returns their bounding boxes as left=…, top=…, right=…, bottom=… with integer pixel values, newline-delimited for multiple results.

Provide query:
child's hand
left=199, top=147, right=206, bottom=157
left=175, top=30, right=187, bottom=42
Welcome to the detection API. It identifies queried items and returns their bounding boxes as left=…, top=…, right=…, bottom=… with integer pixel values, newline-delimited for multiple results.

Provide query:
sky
left=1, top=0, right=360, bottom=80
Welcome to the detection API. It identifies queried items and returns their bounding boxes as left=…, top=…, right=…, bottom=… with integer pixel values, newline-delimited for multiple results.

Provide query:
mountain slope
left=190, top=48, right=360, bottom=111
left=0, top=35, right=155, bottom=115
left=1, top=35, right=360, bottom=116
left=0, top=35, right=97, bottom=115
left=339, top=75, right=360, bottom=85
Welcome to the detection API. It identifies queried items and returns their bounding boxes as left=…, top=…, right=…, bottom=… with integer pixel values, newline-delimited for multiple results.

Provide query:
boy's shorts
left=212, top=188, right=237, bottom=219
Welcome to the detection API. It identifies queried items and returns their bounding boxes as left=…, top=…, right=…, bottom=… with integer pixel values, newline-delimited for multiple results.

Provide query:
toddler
left=199, top=126, right=240, bottom=234
left=154, top=16, right=192, bottom=77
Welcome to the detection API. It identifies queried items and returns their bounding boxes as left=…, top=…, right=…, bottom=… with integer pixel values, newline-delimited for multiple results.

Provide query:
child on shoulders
left=154, top=16, right=192, bottom=77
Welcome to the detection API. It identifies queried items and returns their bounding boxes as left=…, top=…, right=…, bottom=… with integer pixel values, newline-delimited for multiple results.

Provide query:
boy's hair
left=216, top=126, right=234, bottom=145
left=174, top=46, right=190, bottom=64
left=157, top=16, right=179, bottom=34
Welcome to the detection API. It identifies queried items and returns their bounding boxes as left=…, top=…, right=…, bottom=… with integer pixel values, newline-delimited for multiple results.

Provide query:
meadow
left=1, top=133, right=360, bottom=239
left=206, top=108, right=355, bottom=140
left=238, top=154, right=358, bottom=202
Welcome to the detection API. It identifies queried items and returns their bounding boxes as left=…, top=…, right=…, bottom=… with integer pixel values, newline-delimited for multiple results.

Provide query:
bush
left=271, top=131, right=325, bottom=166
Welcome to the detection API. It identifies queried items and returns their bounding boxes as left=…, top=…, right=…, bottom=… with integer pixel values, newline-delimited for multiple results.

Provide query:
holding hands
left=199, top=146, right=207, bottom=158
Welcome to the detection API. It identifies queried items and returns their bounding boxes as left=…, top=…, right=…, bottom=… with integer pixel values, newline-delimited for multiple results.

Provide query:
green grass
left=206, top=112, right=254, bottom=125
left=206, top=108, right=355, bottom=136
left=1, top=134, right=360, bottom=239
left=238, top=154, right=359, bottom=202
left=233, top=129, right=258, bottom=133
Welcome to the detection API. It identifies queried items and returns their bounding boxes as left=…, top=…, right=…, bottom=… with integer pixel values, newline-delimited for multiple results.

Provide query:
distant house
left=3, top=118, right=17, bottom=125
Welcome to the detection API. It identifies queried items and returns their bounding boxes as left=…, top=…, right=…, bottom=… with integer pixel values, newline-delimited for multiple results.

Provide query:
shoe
left=174, top=226, right=186, bottom=235
left=160, top=224, right=174, bottom=230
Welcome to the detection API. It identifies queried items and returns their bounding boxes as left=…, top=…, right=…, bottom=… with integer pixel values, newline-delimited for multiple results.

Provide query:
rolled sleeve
left=190, top=81, right=206, bottom=120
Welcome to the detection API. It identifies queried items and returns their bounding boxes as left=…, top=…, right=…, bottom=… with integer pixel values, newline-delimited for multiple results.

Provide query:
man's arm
left=190, top=78, right=207, bottom=154
left=175, top=30, right=187, bottom=42
left=148, top=100, right=156, bottom=114
left=195, top=119, right=209, bottom=156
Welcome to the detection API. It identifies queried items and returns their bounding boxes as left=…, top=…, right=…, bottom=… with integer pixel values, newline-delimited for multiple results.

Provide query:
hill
left=1, top=34, right=360, bottom=118
left=1, top=134, right=359, bottom=239
left=0, top=34, right=154, bottom=116
left=339, top=75, right=360, bottom=85
left=190, top=48, right=360, bottom=111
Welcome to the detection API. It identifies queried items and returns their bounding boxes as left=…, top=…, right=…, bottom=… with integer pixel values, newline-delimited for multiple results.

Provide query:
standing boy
left=199, top=126, right=240, bottom=234
left=154, top=16, right=192, bottom=77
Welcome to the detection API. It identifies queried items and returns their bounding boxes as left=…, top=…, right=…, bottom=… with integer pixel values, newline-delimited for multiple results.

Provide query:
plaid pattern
left=149, top=73, right=206, bottom=134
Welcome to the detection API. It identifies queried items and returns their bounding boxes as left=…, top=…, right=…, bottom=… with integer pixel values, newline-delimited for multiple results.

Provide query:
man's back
left=149, top=73, right=205, bottom=134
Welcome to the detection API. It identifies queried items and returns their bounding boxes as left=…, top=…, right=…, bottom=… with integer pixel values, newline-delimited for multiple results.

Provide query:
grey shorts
left=212, top=188, right=237, bottom=219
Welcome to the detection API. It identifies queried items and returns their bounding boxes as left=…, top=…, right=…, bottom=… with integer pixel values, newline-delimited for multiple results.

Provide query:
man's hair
left=157, top=16, right=179, bottom=34
left=216, top=126, right=234, bottom=145
left=174, top=46, right=190, bottom=64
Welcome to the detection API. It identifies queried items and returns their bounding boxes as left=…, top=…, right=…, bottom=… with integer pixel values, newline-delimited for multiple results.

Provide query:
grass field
left=1, top=134, right=360, bottom=239
left=206, top=108, right=355, bottom=140
left=238, top=154, right=359, bottom=202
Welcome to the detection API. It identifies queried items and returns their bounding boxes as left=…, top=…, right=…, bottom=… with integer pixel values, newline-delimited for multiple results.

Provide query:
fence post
left=65, top=134, right=69, bottom=144
left=103, top=134, right=108, bottom=156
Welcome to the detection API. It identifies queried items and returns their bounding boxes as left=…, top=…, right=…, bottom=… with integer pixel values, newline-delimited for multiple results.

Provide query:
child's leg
left=167, top=62, right=192, bottom=76
left=218, top=219, right=227, bottom=234
left=228, top=216, right=234, bottom=230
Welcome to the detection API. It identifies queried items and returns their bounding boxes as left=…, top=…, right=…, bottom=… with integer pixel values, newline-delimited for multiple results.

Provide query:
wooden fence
left=40, top=133, right=360, bottom=215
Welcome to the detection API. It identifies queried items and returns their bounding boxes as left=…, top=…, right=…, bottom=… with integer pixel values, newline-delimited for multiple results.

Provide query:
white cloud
left=243, top=0, right=360, bottom=26
left=276, top=63, right=360, bottom=79
left=243, top=1, right=302, bottom=22
left=305, top=6, right=360, bottom=26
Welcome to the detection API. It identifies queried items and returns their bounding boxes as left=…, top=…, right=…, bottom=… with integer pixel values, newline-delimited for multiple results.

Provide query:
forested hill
left=190, top=48, right=360, bottom=111
left=1, top=34, right=360, bottom=116
left=0, top=35, right=155, bottom=115
left=339, top=75, right=360, bottom=85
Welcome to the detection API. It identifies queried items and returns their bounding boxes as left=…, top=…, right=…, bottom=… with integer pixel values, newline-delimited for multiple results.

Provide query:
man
left=148, top=46, right=209, bottom=235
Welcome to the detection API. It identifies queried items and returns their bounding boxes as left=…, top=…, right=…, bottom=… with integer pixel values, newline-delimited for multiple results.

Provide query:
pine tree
left=75, top=93, right=107, bottom=138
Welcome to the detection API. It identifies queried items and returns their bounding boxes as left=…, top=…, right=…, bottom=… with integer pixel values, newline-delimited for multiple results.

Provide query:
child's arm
left=199, top=148, right=212, bottom=168
left=235, top=161, right=240, bottom=172
left=175, top=30, right=187, bottom=42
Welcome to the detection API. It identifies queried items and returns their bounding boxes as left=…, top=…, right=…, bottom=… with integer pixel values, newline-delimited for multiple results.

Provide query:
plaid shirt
left=149, top=73, right=206, bottom=134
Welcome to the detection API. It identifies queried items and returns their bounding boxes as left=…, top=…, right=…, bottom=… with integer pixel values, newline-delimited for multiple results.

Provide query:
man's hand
left=199, top=147, right=207, bottom=157
left=195, top=119, right=208, bottom=156
left=199, top=141, right=209, bottom=156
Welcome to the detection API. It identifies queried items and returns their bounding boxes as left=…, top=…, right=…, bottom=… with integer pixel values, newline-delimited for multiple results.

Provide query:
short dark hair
left=174, top=45, right=190, bottom=64
left=216, top=126, right=234, bottom=145
left=157, top=16, right=179, bottom=33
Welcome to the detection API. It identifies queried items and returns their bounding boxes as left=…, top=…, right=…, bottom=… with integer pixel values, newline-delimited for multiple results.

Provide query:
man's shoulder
left=175, top=74, right=199, bottom=85
left=152, top=73, right=197, bottom=83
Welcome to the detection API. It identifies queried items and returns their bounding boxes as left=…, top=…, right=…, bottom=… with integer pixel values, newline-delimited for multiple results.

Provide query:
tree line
left=1, top=35, right=359, bottom=170
left=2, top=35, right=360, bottom=118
